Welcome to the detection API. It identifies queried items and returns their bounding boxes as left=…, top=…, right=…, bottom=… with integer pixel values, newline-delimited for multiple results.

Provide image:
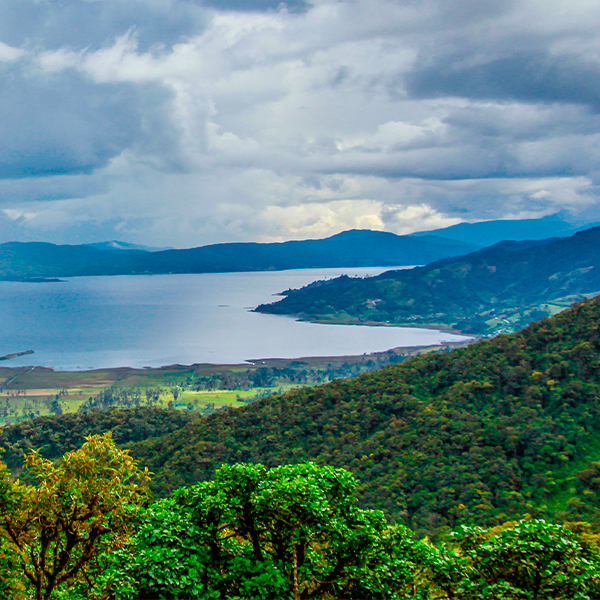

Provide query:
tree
left=120, top=462, right=430, bottom=599
left=170, top=386, right=180, bottom=403
left=439, top=518, right=600, bottom=599
left=0, top=432, right=150, bottom=600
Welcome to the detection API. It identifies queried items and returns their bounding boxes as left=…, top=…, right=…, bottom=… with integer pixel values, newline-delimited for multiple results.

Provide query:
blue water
left=0, top=267, right=469, bottom=370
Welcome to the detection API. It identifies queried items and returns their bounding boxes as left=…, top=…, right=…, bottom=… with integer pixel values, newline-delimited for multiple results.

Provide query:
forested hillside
left=0, top=407, right=195, bottom=474
left=3, top=295, right=600, bottom=540
left=127, top=296, right=600, bottom=536
left=256, top=226, right=600, bottom=334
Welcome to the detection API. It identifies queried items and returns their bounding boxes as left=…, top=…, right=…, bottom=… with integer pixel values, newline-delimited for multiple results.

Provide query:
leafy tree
left=119, top=462, right=430, bottom=599
left=0, top=433, right=150, bottom=600
left=441, top=518, right=600, bottom=599
left=110, top=497, right=220, bottom=600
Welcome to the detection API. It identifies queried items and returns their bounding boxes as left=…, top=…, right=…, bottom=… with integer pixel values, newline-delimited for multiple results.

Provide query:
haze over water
left=0, top=268, right=469, bottom=370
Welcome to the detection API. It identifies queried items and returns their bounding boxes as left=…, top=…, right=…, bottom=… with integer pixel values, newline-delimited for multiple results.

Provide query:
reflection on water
left=0, top=267, right=469, bottom=370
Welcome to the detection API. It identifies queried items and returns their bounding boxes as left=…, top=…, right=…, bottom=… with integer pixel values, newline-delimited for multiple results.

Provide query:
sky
left=0, top=0, right=599, bottom=248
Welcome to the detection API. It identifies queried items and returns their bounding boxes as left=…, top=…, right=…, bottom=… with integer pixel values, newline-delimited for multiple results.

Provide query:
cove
left=0, top=267, right=470, bottom=370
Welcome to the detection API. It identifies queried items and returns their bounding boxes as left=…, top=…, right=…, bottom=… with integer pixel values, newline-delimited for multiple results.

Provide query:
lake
left=0, top=267, right=470, bottom=370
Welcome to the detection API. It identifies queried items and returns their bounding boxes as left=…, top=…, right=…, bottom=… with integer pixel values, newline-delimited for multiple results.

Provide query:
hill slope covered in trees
left=256, top=226, right=600, bottom=334
left=3, top=296, right=600, bottom=539
left=124, top=296, right=600, bottom=536
left=0, top=407, right=195, bottom=477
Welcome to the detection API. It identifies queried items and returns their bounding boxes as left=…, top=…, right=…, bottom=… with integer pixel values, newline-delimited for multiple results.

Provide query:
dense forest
left=125, top=294, right=600, bottom=536
left=1, top=438, right=599, bottom=599
left=0, top=407, right=195, bottom=474
left=256, top=226, right=600, bottom=334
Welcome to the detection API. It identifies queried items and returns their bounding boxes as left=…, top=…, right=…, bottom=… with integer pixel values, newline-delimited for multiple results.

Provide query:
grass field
left=0, top=342, right=472, bottom=425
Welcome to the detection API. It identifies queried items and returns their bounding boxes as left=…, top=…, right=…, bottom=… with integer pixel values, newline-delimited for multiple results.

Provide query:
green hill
left=256, top=226, right=600, bottom=334
left=124, top=296, right=600, bottom=536
left=0, top=407, right=195, bottom=476
left=3, top=296, right=600, bottom=538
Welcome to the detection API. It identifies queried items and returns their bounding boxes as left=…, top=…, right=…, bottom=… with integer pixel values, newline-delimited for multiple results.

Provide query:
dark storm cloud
left=0, top=63, right=176, bottom=179
left=0, top=0, right=207, bottom=52
left=405, top=51, right=600, bottom=111
left=305, top=99, right=600, bottom=182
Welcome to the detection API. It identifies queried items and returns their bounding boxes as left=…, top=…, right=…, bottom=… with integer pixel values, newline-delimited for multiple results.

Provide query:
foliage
left=0, top=443, right=596, bottom=599
left=436, top=518, right=600, bottom=599
left=128, top=296, right=600, bottom=535
left=0, top=407, right=195, bottom=475
left=109, top=498, right=211, bottom=599
left=0, top=433, right=150, bottom=600
left=117, top=462, right=431, bottom=599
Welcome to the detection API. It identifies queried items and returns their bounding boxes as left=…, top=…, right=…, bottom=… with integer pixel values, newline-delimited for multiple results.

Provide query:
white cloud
left=0, top=0, right=599, bottom=246
left=0, top=41, right=24, bottom=62
left=2, top=208, right=38, bottom=221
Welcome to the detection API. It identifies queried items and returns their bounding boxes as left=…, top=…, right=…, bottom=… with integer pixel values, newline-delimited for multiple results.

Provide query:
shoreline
left=0, top=340, right=476, bottom=425
left=0, top=338, right=475, bottom=377
left=290, top=315, right=474, bottom=336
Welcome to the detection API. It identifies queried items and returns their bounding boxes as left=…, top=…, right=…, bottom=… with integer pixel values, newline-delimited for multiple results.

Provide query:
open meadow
left=0, top=341, right=471, bottom=425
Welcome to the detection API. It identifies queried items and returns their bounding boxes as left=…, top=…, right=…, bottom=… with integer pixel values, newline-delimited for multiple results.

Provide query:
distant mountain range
left=1, top=214, right=598, bottom=279
left=0, top=230, right=478, bottom=278
left=411, top=213, right=599, bottom=247
left=256, top=226, right=600, bottom=334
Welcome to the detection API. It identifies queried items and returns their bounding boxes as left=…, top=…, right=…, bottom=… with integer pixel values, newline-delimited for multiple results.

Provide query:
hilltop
left=411, top=213, right=598, bottom=247
left=256, top=226, right=600, bottom=334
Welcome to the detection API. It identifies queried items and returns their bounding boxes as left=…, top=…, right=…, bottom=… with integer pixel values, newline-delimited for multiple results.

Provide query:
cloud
left=405, top=51, right=600, bottom=111
left=0, top=0, right=599, bottom=246
left=0, top=0, right=207, bottom=52
left=0, top=58, right=178, bottom=178
left=203, top=0, right=308, bottom=12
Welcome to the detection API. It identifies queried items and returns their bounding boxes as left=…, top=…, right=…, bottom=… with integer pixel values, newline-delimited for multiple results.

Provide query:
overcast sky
left=0, top=0, right=599, bottom=247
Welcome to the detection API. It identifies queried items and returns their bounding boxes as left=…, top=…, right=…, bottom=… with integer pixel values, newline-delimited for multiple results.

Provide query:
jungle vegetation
left=127, top=294, right=600, bottom=536
left=0, top=437, right=598, bottom=599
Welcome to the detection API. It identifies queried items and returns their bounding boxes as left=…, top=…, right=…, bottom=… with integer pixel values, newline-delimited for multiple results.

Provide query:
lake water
left=0, top=267, right=469, bottom=370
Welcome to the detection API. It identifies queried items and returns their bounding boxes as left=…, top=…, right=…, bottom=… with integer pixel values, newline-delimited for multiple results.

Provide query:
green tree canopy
left=120, top=462, right=430, bottom=599
left=431, top=518, right=600, bottom=599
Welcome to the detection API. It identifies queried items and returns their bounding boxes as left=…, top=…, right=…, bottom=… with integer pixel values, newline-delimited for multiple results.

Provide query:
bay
left=0, top=267, right=469, bottom=370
